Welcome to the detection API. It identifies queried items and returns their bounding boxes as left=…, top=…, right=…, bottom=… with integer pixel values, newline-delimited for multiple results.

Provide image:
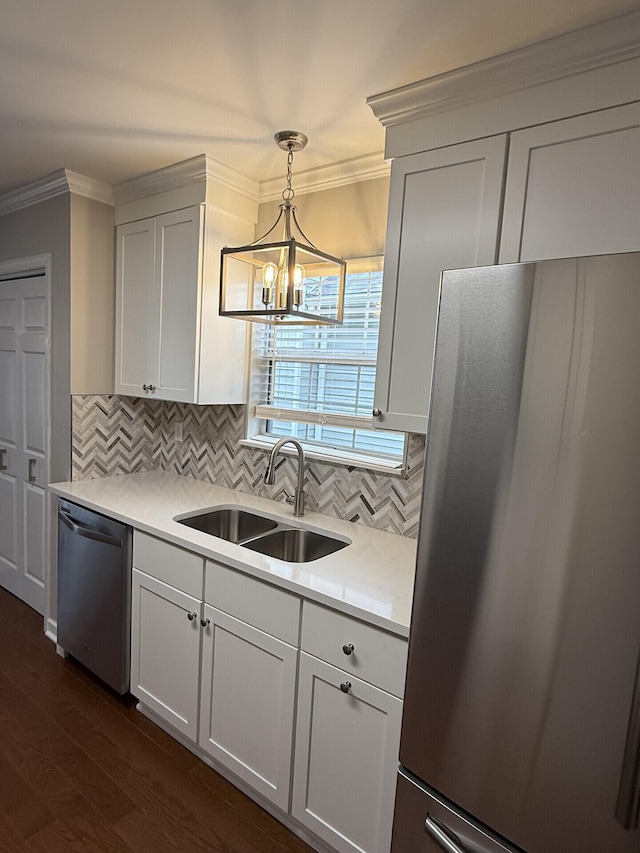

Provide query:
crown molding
left=0, top=151, right=390, bottom=218
left=258, top=151, right=390, bottom=203
left=113, top=153, right=259, bottom=206
left=0, top=169, right=113, bottom=216
left=367, top=10, right=640, bottom=127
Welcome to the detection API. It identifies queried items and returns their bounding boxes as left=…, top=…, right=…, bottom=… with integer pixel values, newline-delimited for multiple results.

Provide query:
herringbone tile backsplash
left=72, top=396, right=425, bottom=537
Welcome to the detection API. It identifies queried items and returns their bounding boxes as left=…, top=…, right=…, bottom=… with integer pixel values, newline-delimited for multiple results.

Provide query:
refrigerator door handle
left=615, top=648, right=640, bottom=830
left=425, top=815, right=467, bottom=852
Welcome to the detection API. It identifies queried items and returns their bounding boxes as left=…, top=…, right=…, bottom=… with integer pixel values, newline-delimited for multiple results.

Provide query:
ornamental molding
left=367, top=11, right=640, bottom=127
left=258, top=152, right=390, bottom=203
left=0, top=169, right=113, bottom=216
left=112, top=153, right=259, bottom=206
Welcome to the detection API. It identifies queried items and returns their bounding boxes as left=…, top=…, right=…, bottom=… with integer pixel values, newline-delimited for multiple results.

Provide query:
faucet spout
left=264, top=438, right=306, bottom=516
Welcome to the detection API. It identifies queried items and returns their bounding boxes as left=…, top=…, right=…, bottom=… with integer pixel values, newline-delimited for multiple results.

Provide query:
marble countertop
left=49, top=471, right=417, bottom=637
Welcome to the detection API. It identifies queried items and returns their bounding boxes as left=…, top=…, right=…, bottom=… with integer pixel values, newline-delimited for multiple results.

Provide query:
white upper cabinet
left=113, top=154, right=258, bottom=405
left=373, top=137, right=507, bottom=434
left=369, top=13, right=640, bottom=435
left=500, top=102, right=640, bottom=263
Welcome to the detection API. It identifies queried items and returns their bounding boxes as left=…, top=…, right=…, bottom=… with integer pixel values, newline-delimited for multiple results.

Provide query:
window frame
left=243, top=257, right=407, bottom=474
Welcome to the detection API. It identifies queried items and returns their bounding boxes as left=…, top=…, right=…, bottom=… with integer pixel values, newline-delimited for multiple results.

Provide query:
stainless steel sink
left=241, top=527, right=348, bottom=562
left=175, top=506, right=349, bottom=562
left=176, top=508, right=277, bottom=543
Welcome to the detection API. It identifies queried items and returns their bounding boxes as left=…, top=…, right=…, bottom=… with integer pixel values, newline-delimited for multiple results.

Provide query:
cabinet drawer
left=205, top=561, right=301, bottom=646
left=133, top=531, right=204, bottom=598
left=301, top=601, right=407, bottom=697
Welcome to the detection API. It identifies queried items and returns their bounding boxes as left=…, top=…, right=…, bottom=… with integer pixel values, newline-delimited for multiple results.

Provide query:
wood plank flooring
left=0, top=588, right=314, bottom=853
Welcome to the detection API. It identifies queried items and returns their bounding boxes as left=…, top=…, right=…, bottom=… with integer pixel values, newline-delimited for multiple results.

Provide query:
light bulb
left=293, top=264, right=305, bottom=306
left=262, top=262, right=278, bottom=306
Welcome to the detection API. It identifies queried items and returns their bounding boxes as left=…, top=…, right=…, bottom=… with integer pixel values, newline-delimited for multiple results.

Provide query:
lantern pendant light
left=219, top=131, right=346, bottom=325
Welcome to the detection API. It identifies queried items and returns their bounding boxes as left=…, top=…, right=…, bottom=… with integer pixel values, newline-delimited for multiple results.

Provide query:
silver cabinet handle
left=142, top=384, right=157, bottom=392
left=340, top=681, right=351, bottom=694
left=425, top=816, right=466, bottom=853
left=0, top=448, right=6, bottom=471
left=28, top=458, right=36, bottom=483
left=342, top=643, right=355, bottom=656
left=372, top=408, right=382, bottom=417
left=187, top=611, right=197, bottom=622
left=200, top=617, right=210, bottom=628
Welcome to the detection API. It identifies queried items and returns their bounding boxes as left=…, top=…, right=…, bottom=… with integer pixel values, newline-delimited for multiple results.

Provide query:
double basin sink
left=175, top=506, right=349, bottom=563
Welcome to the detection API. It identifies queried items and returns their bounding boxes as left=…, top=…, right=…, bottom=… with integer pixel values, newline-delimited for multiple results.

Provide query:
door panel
left=199, top=604, right=297, bottom=811
left=115, top=219, right=156, bottom=395
left=500, top=102, right=640, bottom=262
left=374, top=136, right=507, bottom=433
left=0, top=274, right=48, bottom=614
left=156, top=207, right=202, bottom=401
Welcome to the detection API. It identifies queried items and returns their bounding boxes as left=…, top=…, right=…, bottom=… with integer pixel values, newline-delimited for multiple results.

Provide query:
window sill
left=240, top=436, right=407, bottom=477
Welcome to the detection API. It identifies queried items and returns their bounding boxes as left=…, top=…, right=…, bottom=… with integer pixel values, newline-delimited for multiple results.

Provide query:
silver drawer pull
left=200, top=617, right=210, bottom=628
left=187, top=611, right=197, bottom=622
left=340, top=681, right=351, bottom=694
left=28, top=458, right=37, bottom=483
left=425, top=816, right=466, bottom=853
left=0, top=448, right=6, bottom=471
left=342, top=643, right=355, bottom=656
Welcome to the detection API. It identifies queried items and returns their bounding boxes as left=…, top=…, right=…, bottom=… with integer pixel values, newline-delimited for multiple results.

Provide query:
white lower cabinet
left=198, top=603, right=298, bottom=811
left=292, top=602, right=407, bottom=853
left=130, top=568, right=203, bottom=740
left=130, top=533, right=407, bottom=853
left=292, top=653, right=403, bottom=853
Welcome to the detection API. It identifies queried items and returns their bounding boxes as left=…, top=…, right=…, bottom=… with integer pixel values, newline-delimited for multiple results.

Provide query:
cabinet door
left=374, top=136, right=507, bottom=433
left=292, top=652, right=403, bottom=853
left=130, top=569, right=202, bottom=740
left=115, top=218, right=157, bottom=396
left=155, top=206, right=204, bottom=402
left=199, top=604, right=297, bottom=811
left=500, top=102, right=640, bottom=263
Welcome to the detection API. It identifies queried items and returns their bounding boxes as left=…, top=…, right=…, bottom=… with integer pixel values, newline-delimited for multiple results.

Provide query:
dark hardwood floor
left=0, top=587, right=314, bottom=853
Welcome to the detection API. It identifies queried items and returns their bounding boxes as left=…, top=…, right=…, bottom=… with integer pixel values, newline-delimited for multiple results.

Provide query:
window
left=245, top=258, right=406, bottom=470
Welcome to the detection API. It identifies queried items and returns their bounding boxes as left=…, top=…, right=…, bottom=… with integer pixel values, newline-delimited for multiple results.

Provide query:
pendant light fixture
left=219, top=131, right=346, bottom=325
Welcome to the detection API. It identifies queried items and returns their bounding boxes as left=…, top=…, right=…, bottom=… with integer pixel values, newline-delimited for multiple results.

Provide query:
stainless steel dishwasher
left=57, top=498, right=132, bottom=694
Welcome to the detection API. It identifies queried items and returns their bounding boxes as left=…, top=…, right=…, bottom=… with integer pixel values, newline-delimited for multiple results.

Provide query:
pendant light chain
left=282, top=146, right=296, bottom=204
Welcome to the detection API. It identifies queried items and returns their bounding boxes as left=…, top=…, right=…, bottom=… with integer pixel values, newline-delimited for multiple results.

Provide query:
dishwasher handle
left=59, top=508, right=124, bottom=548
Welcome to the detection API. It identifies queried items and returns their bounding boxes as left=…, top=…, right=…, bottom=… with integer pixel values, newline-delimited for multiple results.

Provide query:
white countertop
left=49, top=471, right=417, bottom=637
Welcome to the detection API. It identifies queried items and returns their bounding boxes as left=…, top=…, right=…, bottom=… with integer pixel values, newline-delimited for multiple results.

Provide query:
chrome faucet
left=264, top=438, right=306, bottom=517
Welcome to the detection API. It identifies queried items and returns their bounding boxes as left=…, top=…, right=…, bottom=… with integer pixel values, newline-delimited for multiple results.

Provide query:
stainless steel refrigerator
left=393, top=252, right=640, bottom=853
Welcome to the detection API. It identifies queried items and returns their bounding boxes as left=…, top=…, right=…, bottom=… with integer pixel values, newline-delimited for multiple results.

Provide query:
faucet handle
left=284, top=490, right=295, bottom=505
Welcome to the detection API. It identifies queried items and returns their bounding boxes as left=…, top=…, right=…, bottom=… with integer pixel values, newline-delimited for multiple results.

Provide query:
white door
left=499, top=101, right=640, bottom=262
left=199, top=604, right=298, bottom=811
left=0, top=274, right=48, bottom=614
left=115, top=217, right=157, bottom=396
left=373, top=136, right=507, bottom=434
left=292, top=652, right=403, bottom=853
left=130, top=569, right=202, bottom=741
left=155, top=206, right=203, bottom=402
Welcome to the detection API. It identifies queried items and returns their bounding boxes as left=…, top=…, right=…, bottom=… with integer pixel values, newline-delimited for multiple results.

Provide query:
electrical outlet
left=174, top=421, right=184, bottom=443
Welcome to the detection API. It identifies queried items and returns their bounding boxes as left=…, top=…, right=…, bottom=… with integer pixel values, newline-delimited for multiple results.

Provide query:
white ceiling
left=1, top=0, right=638, bottom=199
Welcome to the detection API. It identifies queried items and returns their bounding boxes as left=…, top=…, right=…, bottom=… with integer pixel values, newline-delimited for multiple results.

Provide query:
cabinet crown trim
left=113, top=153, right=260, bottom=207
left=0, top=169, right=113, bottom=216
left=367, top=10, right=640, bottom=127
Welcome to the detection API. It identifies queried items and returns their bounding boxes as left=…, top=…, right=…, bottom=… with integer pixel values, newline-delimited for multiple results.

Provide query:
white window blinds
left=253, top=259, right=405, bottom=462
